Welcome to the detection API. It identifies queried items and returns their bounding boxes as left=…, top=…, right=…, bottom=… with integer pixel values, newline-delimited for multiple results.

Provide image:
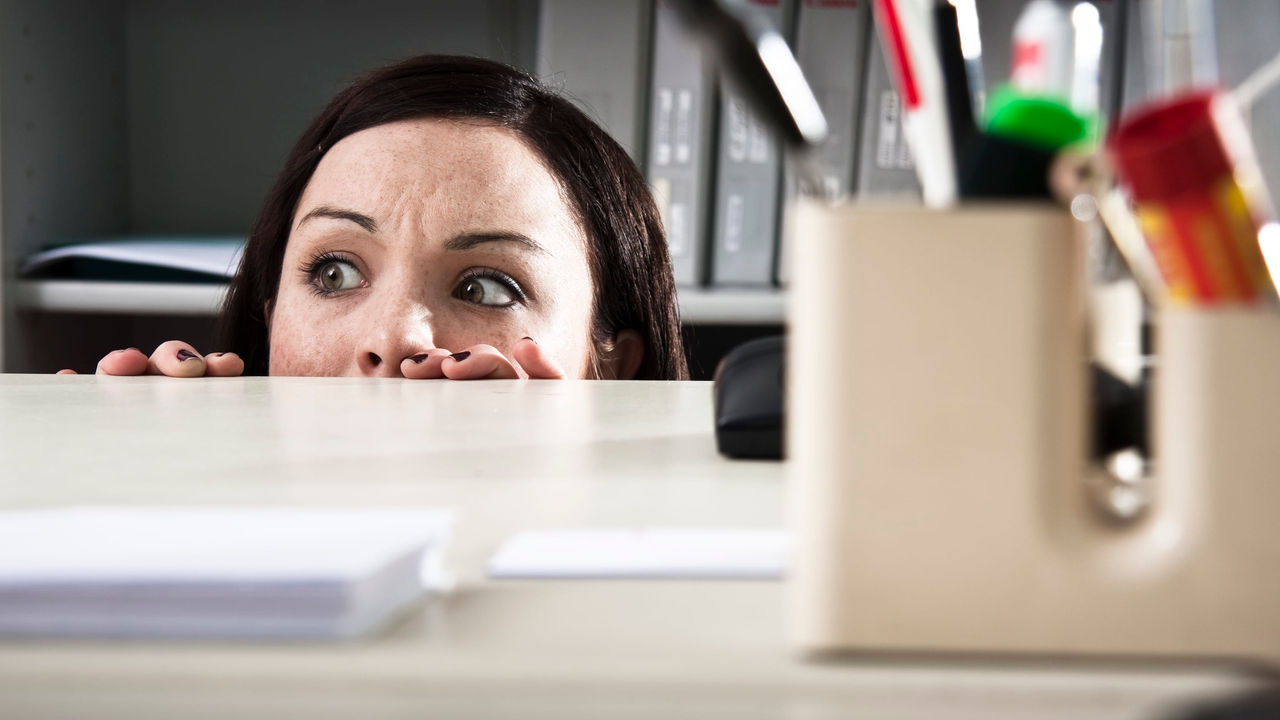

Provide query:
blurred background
left=1, top=0, right=1276, bottom=377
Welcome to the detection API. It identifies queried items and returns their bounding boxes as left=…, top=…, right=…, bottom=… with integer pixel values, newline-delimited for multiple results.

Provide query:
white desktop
left=0, top=375, right=1267, bottom=719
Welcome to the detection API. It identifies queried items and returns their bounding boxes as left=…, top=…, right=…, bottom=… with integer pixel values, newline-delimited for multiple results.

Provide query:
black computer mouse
left=712, top=335, right=785, bottom=460
left=711, top=334, right=1144, bottom=464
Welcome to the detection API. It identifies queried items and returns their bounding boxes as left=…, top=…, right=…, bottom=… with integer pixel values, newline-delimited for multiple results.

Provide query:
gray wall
left=126, top=0, right=538, bottom=235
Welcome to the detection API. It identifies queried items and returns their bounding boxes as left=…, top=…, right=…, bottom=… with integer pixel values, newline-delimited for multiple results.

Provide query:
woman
left=76, top=55, right=687, bottom=381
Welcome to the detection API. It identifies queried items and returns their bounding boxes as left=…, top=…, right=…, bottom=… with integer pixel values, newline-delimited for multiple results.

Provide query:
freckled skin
left=267, top=119, right=597, bottom=378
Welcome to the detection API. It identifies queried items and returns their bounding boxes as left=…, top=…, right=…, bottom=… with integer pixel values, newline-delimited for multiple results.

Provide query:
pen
left=948, top=0, right=986, bottom=115
left=934, top=0, right=976, bottom=180
left=871, top=0, right=957, bottom=208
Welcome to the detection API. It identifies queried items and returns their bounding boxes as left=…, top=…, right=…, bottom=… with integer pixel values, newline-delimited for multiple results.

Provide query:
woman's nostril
left=367, top=352, right=382, bottom=367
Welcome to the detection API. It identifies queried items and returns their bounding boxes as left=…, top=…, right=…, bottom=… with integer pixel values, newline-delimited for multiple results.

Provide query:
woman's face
left=268, top=118, right=597, bottom=377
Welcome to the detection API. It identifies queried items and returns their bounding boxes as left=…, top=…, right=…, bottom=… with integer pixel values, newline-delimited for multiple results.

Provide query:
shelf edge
left=677, top=289, right=788, bottom=325
left=15, top=281, right=787, bottom=324
left=14, top=281, right=226, bottom=317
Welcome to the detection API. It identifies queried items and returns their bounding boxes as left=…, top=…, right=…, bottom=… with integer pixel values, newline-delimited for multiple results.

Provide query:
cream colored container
left=787, top=200, right=1280, bottom=664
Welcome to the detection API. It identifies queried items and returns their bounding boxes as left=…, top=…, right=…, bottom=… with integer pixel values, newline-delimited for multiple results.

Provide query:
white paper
left=488, top=528, right=790, bottom=580
left=0, top=506, right=454, bottom=639
left=18, top=238, right=245, bottom=279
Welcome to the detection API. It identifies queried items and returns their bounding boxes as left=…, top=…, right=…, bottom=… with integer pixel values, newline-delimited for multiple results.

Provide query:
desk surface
left=0, top=376, right=1266, bottom=719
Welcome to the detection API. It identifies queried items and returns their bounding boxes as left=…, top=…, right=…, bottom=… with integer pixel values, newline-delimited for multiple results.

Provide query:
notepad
left=0, top=507, right=454, bottom=640
left=488, top=528, right=790, bottom=580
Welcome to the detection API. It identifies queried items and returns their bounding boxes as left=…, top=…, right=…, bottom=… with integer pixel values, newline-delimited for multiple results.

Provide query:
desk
left=0, top=376, right=1267, bottom=719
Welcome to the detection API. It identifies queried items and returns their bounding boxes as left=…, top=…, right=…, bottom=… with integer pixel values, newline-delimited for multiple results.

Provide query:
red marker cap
left=1108, top=90, right=1233, bottom=203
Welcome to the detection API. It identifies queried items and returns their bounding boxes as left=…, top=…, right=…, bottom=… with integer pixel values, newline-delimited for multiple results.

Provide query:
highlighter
left=871, top=0, right=958, bottom=208
left=1109, top=90, right=1280, bottom=306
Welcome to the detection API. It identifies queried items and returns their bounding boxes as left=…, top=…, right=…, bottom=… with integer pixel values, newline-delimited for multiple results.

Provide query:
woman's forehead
left=295, top=118, right=582, bottom=241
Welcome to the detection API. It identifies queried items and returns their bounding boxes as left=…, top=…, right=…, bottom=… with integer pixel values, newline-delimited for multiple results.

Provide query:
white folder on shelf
left=18, top=238, right=245, bottom=280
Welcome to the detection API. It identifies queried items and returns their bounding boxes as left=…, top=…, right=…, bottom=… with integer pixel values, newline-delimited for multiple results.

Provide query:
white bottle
left=1010, top=0, right=1075, bottom=99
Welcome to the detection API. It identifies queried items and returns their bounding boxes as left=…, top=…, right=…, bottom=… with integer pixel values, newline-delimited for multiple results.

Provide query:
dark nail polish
left=449, top=351, right=471, bottom=362
left=177, top=349, right=199, bottom=362
left=409, top=353, right=429, bottom=364
left=521, top=336, right=536, bottom=344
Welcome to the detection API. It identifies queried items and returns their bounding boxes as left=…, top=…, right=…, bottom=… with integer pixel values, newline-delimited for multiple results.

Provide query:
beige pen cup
left=785, top=200, right=1280, bottom=664
left=1152, top=308, right=1280, bottom=639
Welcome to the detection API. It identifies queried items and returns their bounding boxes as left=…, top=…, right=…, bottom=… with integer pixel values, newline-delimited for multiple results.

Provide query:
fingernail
left=127, top=347, right=140, bottom=353
left=449, top=351, right=471, bottom=362
left=408, top=353, right=429, bottom=364
left=177, top=349, right=199, bottom=362
left=521, top=336, right=536, bottom=344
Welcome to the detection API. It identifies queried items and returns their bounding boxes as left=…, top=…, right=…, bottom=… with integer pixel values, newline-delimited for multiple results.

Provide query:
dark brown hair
left=219, top=54, right=687, bottom=380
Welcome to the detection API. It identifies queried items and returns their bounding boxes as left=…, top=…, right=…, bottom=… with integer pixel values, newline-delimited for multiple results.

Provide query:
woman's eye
left=315, top=260, right=364, bottom=292
left=455, top=275, right=518, bottom=307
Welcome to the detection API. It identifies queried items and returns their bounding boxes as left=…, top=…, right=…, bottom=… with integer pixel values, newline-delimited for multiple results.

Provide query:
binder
left=709, top=0, right=795, bottom=287
left=854, top=30, right=921, bottom=199
left=646, top=0, right=718, bottom=287
left=536, top=0, right=651, bottom=161
left=777, top=0, right=871, bottom=285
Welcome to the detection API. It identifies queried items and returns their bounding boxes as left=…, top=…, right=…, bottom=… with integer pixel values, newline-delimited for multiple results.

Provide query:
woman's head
left=220, top=54, right=687, bottom=380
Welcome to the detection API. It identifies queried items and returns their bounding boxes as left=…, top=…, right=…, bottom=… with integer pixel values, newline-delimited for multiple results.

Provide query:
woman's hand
left=58, top=341, right=245, bottom=377
left=400, top=337, right=565, bottom=380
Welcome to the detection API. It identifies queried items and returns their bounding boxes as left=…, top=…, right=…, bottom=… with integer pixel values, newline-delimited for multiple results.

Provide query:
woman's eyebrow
left=444, top=232, right=549, bottom=255
left=296, top=206, right=378, bottom=233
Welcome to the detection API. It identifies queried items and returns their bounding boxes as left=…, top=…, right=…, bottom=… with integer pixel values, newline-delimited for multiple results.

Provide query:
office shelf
left=14, top=281, right=786, bottom=326
left=14, top=281, right=226, bottom=317
left=677, top=288, right=786, bottom=325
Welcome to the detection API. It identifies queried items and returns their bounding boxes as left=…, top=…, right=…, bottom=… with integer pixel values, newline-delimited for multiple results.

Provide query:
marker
left=1109, top=90, right=1280, bottom=306
left=934, top=0, right=977, bottom=179
left=871, top=0, right=958, bottom=208
left=947, top=0, right=986, bottom=114
left=1069, top=1, right=1103, bottom=117
left=1010, top=0, right=1074, bottom=99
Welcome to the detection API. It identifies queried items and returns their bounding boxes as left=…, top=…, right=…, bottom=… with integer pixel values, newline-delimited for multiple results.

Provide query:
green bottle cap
left=984, top=85, right=1097, bottom=151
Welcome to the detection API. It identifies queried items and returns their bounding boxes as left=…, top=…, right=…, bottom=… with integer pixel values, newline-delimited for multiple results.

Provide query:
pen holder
left=786, top=200, right=1280, bottom=665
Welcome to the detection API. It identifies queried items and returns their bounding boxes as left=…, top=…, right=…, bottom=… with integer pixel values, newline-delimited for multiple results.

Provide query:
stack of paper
left=0, top=507, right=454, bottom=640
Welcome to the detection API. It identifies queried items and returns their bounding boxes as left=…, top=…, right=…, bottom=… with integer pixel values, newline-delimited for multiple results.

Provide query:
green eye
left=455, top=274, right=519, bottom=307
left=316, top=260, right=363, bottom=292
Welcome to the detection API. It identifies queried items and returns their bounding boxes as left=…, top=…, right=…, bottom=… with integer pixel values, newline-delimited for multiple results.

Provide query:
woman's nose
left=354, top=303, right=434, bottom=377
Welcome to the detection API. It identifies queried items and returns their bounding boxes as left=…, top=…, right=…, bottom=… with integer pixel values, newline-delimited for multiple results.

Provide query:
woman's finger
left=441, top=345, right=523, bottom=380
left=203, top=352, right=245, bottom=377
left=146, top=341, right=208, bottom=378
left=95, top=348, right=150, bottom=376
left=511, top=337, right=565, bottom=379
left=401, top=348, right=453, bottom=379
left=56, top=369, right=78, bottom=375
